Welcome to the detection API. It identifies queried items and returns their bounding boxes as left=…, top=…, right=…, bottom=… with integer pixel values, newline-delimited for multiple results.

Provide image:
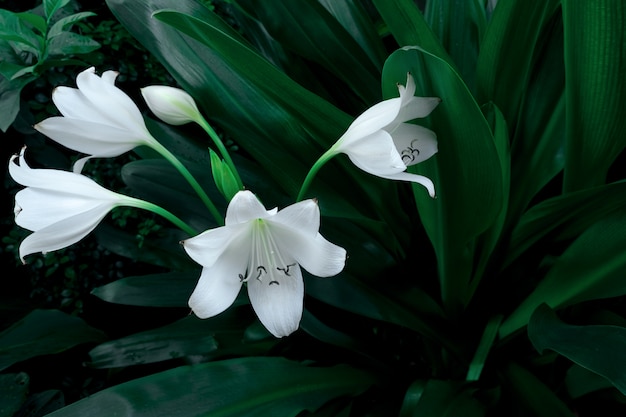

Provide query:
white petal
left=270, top=199, right=320, bottom=237
left=9, top=151, right=121, bottom=198
left=270, top=224, right=346, bottom=277
left=381, top=171, right=436, bottom=198
left=398, top=72, right=417, bottom=105
left=247, top=262, right=304, bottom=337
left=188, top=245, right=246, bottom=318
left=182, top=222, right=250, bottom=268
left=343, top=130, right=406, bottom=176
left=14, top=188, right=111, bottom=231
left=34, top=117, right=142, bottom=157
left=390, top=123, right=438, bottom=166
left=395, top=96, right=441, bottom=125
left=225, top=190, right=272, bottom=225
left=74, top=67, right=147, bottom=134
left=337, top=98, right=402, bottom=148
left=141, top=86, right=200, bottom=125
left=18, top=205, right=112, bottom=262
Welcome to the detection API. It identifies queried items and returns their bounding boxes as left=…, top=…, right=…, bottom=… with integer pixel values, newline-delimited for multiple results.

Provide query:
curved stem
left=296, top=148, right=338, bottom=202
left=126, top=198, right=198, bottom=237
left=196, top=115, right=244, bottom=190
left=151, top=141, right=224, bottom=225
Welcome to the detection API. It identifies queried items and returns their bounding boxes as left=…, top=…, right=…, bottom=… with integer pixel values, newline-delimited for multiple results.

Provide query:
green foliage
left=5, top=0, right=626, bottom=415
left=0, top=0, right=101, bottom=131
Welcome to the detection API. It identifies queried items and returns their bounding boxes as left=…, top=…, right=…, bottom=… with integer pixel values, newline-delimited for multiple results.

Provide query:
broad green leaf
left=505, top=180, right=626, bottom=267
left=0, top=373, right=29, bottom=417
left=94, top=223, right=194, bottom=270
left=0, top=309, right=106, bottom=371
left=424, top=0, right=486, bottom=90
left=235, top=0, right=381, bottom=104
left=87, top=311, right=261, bottom=368
left=16, top=12, right=47, bottom=35
left=476, top=0, right=561, bottom=129
left=501, top=211, right=626, bottom=337
left=466, top=314, right=503, bottom=381
left=565, top=364, right=614, bottom=399
left=528, top=304, right=626, bottom=395
left=44, top=0, right=71, bottom=22
left=47, top=11, right=97, bottom=39
left=317, top=0, right=387, bottom=70
left=561, top=0, right=626, bottom=190
left=46, top=357, right=375, bottom=417
left=0, top=75, right=31, bottom=132
left=91, top=271, right=198, bottom=307
left=382, top=46, right=503, bottom=313
left=371, top=0, right=452, bottom=66
left=501, top=362, right=575, bottom=417
left=46, top=32, right=100, bottom=56
left=507, top=14, right=565, bottom=223
left=399, top=379, right=485, bottom=417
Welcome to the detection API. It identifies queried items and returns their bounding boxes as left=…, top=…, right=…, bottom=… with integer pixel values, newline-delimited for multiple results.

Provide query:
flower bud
left=141, top=86, right=201, bottom=125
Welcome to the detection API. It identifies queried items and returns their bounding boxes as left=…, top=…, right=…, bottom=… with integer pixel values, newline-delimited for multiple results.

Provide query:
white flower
left=141, top=86, right=201, bottom=126
left=9, top=148, right=143, bottom=263
left=181, top=190, right=347, bottom=338
left=34, top=67, right=161, bottom=173
left=332, top=73, right=440, bottom=197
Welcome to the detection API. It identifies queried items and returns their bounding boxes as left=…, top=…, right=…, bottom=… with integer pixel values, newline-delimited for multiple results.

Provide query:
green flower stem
left=126, top=198, right=197, bottom=237
left=151, top=141, right=224, bottom=225
left=297, top=148, right=338, bottom=201
left=195, top=115, right=244, bottom=190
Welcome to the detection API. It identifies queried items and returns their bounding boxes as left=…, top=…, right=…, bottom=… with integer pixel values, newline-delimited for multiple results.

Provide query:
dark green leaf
left=44, top=0, right=71, bottom=22
left=0, top=309, right=106, bottom=371
left=87, top=310, right=260, bottom=368
left=46, top=357, right=374, bottom=417
left=561, top=0, right=626, bottom=190
left=501, top=211, right=626, bottom=337
left=529, top=304, right=626, bottom=395
left=91, top=271, right=198, bottom=307
left=46, top=32, right=100, bottom=56
left=47, top=11, right=97, bottom=39
left=0, top=373, right=29, bottom=417
left=382, top=46, right=503, bottom=313
left=399, top=379, right=485, bottom=417
left=501, top=361, right=575, bottom=417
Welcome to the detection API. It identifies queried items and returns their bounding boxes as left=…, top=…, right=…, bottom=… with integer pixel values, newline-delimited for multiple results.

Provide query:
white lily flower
left=34, top=67, right=161, bottom=173
left=9, top=148, right=145, bottom=263
left=141, top=86, right=201, bottom=126
left=332, top=73, right=440, bottom=197
left=181, top=190, right=347, bottom=338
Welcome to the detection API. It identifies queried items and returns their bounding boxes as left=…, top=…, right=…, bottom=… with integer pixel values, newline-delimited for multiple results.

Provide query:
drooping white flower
left=34, top=67, right=161, bottom=173
left=141, top=86, right=201, bottom=126
left=332, top=73, right=440, bottom=197
left=181, top=190, right=346, bottom=338
left=8, top=148, right=146, bottom=263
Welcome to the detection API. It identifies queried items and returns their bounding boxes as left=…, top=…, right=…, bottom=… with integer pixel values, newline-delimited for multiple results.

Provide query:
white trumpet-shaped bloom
left=181, top=190, right=347, bottom=338
left=332, top=73, right=440, bottom=197
left=9, top=148, right=143, bottom=263
left=34, top=67, right=161, bottom=173
left=141, top=86, right=201, bottom=126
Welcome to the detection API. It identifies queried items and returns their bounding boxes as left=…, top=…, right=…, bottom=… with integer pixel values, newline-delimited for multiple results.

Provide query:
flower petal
left=343, top=130, right=407, bottom=176
left=390, top=123, right=438, bottom=166
left=188, top=246, right=246, bottom=318
left=182, top=222, right=250, bottom=268
left=270, top=199, right=320, bottom=237
left=394, top=96, right=441, bottom=125
left=270, top=225, right=346, bottom=277
left=380, top=171, right=436, bottom=198
left=247, top=261, right=304, bottom=337
left=225, top=190, right=273, bottom=225
left=18, top=205, right=112, bottom=262
left=337, top=98, right=402, bottom=148
left=74, top=67, right=147, bottom=133
left=14, top=188, right=111, bottom=231
left=34, top=117, right=141, bottom=157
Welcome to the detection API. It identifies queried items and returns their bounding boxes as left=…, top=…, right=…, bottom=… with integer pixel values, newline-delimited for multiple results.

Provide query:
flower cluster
left=9, top=67, right=439, bottom=337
